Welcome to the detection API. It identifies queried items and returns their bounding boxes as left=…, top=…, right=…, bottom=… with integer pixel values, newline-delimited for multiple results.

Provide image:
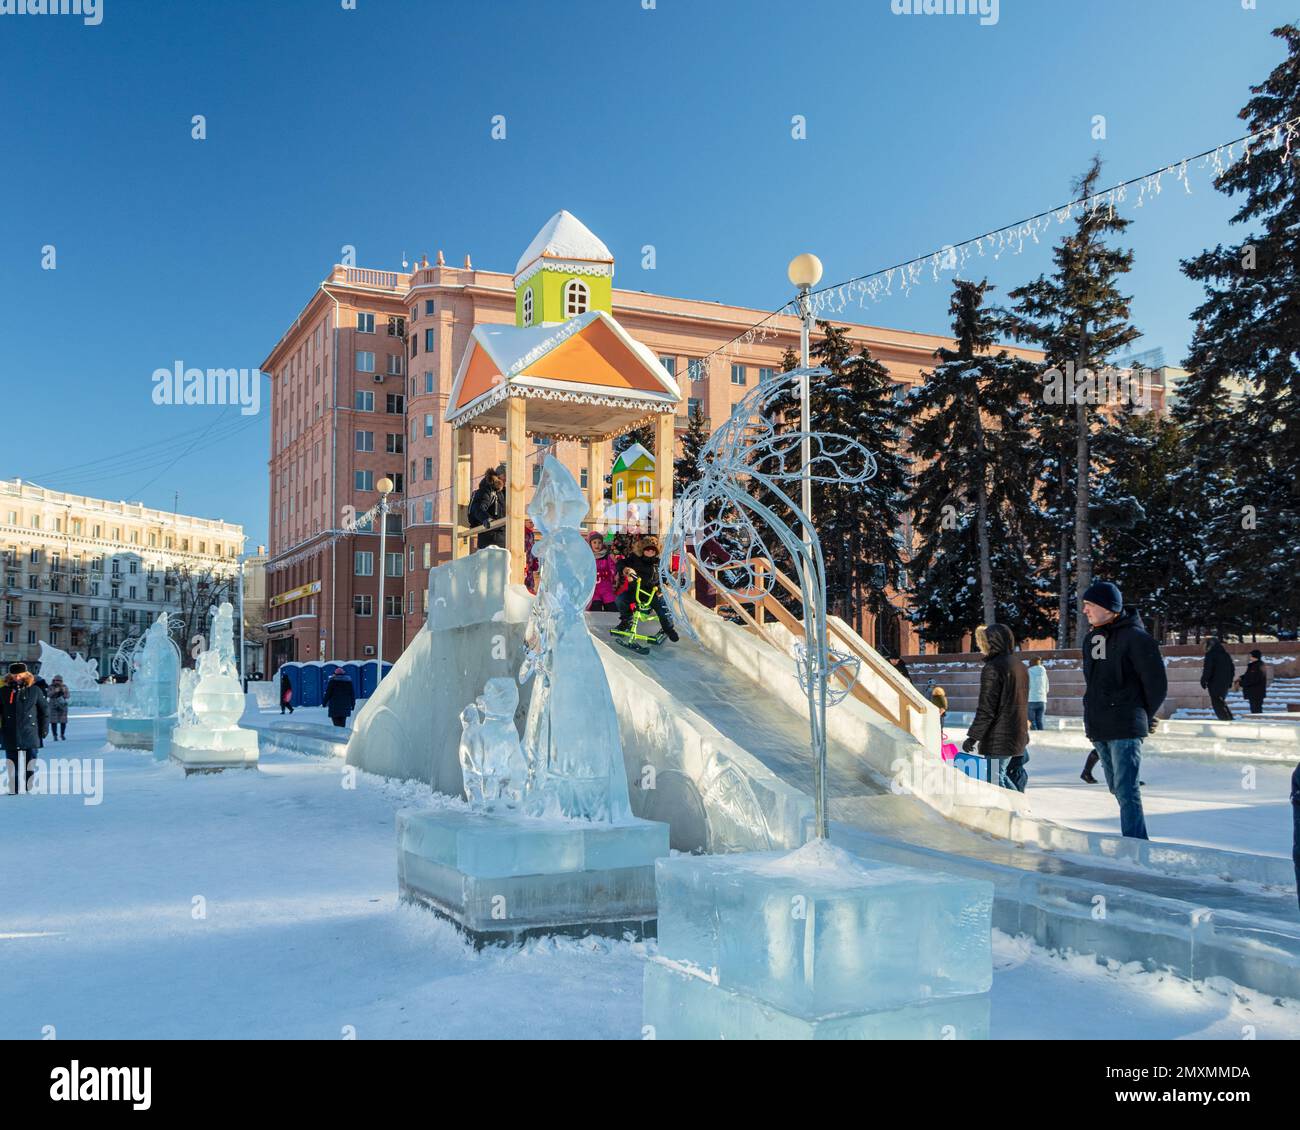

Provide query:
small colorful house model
left=446, top=211, right=682, bottom=582
left=607, top=442, right=656, bottom=531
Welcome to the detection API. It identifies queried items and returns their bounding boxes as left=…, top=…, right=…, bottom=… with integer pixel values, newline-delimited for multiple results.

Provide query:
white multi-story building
left=0, top=478, right=245, bottom=674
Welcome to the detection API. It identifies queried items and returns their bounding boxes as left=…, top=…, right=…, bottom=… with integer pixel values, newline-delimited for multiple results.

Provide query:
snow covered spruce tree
left=806, top=324, right=910, bottom=627
left=673, top=401, right=710, bottom=499
left=1090, top=412, right=1214, bottom=642
left=906, top=279, right=1055, bottom=646
left=1176, top=23, right=1300, bottom=639
left=1008, top=158, right=1141, bottom=645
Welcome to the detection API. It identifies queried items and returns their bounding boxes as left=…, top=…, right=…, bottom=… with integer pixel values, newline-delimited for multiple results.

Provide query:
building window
left=385, top=552, right=403, bottom=578
left=356, top=312, right=375, bottom=333
left=580, top=468, right=589, bottom=489
left=636, top=476, right=652, bottom=497
left=758, top=367, right=776, bottom=383
left=354, top=551, right=374, bottom=576
left=387, top=433, right=404, bottom=454
left=522, top=288, right=534, bottom=326
left=354, top=391, right=376, bottom=412
left=424, top=414, right=434, bottom=437
left=425, top=300, right=435, bottom=316
left=388, top=315, right=405, bottom=338
left=659, top=356, right=676, bottom=377
left=423, top=500, right=433, bottom=523
left=353, top=594, right=372, bottom=617
left=424, top=328, right=435, bottom=352
left=688, top=396, right=702, bottom=416
left=386, top=393, right=404, bottom=414
left=385, top=594, right=402, bottom=617
left=356, top=351, right=376, bottom=373
left=387, top=354, right=403, bottom=376
left=391, top=473, right=404, bottom=494
left=424, top=457, right=433, bottom=480
left=355, top=430, right=374, bottom=452
left=424, top=372, right=434, bottom=394
left=615, top=479, right=625, bottom=499
left=563, top=279, right=589, bottom=317
left=423, top=542, right=432, bottom=568
left=731, top=363, right=747, bottom=386
left=687, top=358, right=706, bottom=384
left=355, top=470, right=374, bottom=492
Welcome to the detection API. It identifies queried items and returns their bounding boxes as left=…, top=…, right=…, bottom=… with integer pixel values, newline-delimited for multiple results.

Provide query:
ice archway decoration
left=659, top=366, right=879, bottom=839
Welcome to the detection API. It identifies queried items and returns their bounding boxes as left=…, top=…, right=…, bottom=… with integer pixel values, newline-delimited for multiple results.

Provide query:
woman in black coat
left=322, top=668, right=357, bottom=728
left=961, top=624, right=1030, bottom=792
left=1200, top=638, right=1236, bottom=721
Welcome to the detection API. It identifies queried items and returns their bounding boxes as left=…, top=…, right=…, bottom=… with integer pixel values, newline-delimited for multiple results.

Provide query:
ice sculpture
left=177, top=668, right=200, bottom=729
left=108, top=613, right=181, bottom=752
left=170, top=602, right=258, bottom=772
left=36, top=641, right=100, bottom=690
left=458, top=676, right=528, bottom=808
left=518, top=455, right=632, bottom=823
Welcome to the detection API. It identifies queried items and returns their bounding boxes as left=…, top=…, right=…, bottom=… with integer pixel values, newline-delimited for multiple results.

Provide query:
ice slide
left=340, top=553, right=1300, bottom=997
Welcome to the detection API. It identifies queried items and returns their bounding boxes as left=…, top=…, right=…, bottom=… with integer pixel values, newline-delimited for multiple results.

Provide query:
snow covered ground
left=2, top=710, right=1298, bottom=1040
left=948, top=725, right=1297, bottom=859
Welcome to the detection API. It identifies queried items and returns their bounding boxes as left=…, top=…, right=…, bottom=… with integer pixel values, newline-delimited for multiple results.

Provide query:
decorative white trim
left=512, top=259, right=613, bottom=289
left=450, top=383, right=674, bottom=438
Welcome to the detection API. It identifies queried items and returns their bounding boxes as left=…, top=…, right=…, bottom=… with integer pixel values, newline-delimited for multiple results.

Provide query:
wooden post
left=506, top=397, right=527, bottom=586
left=452, top=425, right=469, bottom=560
left=586, top=438, right=605, bottom=534
left=654, top=411, right=674, bottom=543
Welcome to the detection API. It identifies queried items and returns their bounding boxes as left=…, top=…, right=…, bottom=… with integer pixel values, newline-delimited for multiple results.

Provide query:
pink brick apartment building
left=261, top=214, right=1048, bottom=670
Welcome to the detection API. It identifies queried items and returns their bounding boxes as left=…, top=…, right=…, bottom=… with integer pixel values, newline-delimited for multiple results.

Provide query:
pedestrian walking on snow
left=46, top=675, right=69, bottom=741
left=1027, top=657, right=1048, bottom=731
left=1239, top=649, right=1268, bottom=716
left=962, top=623, right=1030, bottom=793
left=322, top=667, right=357, bottom=728
left=1080, top=581, right=1168, bottom=840
left=1, top=662, right=47, bottom=796
left=1201, top=637, right=1236, bottom=721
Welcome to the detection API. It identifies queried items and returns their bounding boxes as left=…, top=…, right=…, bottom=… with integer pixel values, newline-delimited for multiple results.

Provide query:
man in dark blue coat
left=1080, top=581, right=1168, bottom=840
left=2, top=662, right=48, bottom=796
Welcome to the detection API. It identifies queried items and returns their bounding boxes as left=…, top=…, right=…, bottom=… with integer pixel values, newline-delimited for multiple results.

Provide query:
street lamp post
left=375, top=476, right=394, bottom=682
left=787, top=252, right=826, bottom=835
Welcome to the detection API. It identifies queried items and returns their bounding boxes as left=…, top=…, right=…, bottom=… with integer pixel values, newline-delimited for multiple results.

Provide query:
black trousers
left=1208, top=691, right=1234, bottom=721
left=4, top=749, right=35, bottom=794
left=1246, top=692, right=1266, bottom=714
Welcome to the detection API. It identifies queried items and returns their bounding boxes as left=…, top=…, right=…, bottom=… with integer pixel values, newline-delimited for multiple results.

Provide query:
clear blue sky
left=1, top=0, right=1294, bottom=547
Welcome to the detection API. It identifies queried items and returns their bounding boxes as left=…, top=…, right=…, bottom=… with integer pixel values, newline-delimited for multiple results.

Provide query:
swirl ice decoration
left=659, top=366, right=879, bottom=838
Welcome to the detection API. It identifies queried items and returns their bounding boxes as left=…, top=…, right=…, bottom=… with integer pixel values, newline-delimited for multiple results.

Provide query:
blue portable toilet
left=342, top=662, right=363, bottom=700
left=280, top=663, right=303, bottom=707
left=360, top=660, right=379, bottom=698
left=299, top=663, right=323, bottom=707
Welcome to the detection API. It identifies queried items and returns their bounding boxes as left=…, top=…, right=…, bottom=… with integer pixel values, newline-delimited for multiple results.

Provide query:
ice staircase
left=595, top=592, right=1300, bottom=1000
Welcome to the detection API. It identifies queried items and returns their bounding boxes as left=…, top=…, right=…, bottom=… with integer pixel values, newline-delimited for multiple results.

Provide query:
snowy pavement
left=2, top=710, right=1299, bottom=1040
left=948, top=725, right=1297, bottom=860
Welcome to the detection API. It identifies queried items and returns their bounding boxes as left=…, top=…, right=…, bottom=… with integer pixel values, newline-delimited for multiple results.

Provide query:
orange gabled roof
left=446, top=311, right=680, bottom=421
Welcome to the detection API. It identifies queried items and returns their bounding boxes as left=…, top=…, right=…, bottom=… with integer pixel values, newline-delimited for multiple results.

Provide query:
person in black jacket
left=1239, top=649, right=1268, bottom=715
left=887, top=654, right=912, bottom=685
left=1292, top=762, right=1300, bottom=911
left=1080, top=581, right=1168, bottom=840
left=961, top=623, right=1029, bottom=792
left=1200, top=637, right=1236, bottom=721
left=1, top=662, right=48, bottom=796
left=322, top=667, right=357, bottom=728
left=468, top=467, right=506, bottom=551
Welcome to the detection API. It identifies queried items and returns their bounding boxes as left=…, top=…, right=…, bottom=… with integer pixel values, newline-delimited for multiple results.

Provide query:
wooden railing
left=685, top=552, right=936, bottom=741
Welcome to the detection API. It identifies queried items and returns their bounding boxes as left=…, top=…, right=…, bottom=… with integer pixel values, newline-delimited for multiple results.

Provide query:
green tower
left=513, top=210, right=615, bottom=328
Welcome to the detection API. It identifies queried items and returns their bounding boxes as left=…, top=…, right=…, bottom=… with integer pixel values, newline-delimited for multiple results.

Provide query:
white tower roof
left=514, top=210, right=614, bottom=277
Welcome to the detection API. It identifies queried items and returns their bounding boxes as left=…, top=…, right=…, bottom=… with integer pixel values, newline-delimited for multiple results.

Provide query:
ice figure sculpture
left=517, top=455, right=632, bottom=823
left=36, top=641, right=100, bottom=690
left=170, top=602, right=258, bottom=772
left=177, top=668, right=200, bottom=729
left=458, top=677, right=529, bottom=808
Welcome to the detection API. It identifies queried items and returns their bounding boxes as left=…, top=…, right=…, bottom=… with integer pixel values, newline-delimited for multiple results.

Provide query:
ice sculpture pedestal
left=644, top=843, right=994, bottom=1040
left=106, top=716, right=155, bottom=750
left=169, top=727, right=260, bottom=775
left=397, top=808, right=670, bottom=947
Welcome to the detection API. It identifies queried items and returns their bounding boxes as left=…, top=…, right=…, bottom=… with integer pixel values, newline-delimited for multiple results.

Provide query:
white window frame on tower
left=563, top=279, right=589, bottom=317
left=522, top=287, right=534, bottom=326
